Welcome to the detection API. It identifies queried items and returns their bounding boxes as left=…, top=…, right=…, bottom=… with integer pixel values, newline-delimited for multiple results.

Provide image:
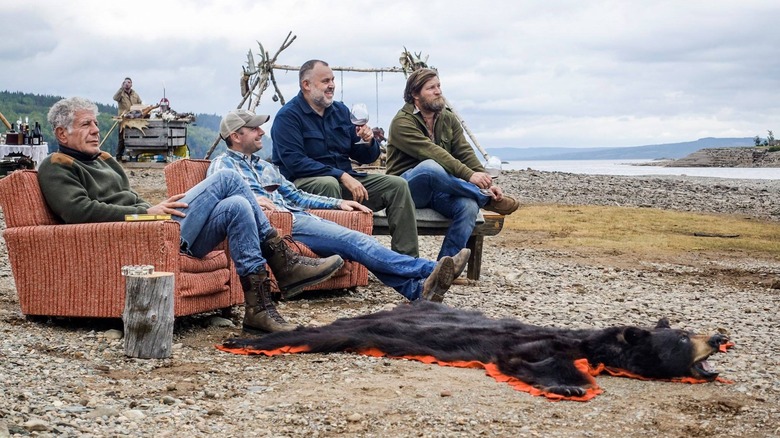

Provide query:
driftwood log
left=122, top=272, right=175, bottom=359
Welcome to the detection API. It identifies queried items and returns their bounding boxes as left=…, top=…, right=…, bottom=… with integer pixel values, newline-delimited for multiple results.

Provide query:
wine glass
left=350, top=103, right=370, bottom=144
left=260, top=164, right=282, bottom=193
left=485, top=155, right=502, bottom=179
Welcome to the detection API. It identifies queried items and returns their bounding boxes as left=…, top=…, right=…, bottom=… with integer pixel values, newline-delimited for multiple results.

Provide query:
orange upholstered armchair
left=163, top=159, right=370, bottom=294
left=0, top=169, right=243, bottom=318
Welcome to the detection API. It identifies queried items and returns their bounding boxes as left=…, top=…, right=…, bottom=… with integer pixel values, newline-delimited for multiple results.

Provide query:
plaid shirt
left=208, top=149, right=341, bottom=213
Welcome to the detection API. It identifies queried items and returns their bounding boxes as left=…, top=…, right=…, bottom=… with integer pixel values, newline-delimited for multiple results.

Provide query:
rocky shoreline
left=1, top=169, right=778, bottom=437
left=663, top=147, right=780, bottom=168
left=501, top=168, right=780, bottom=221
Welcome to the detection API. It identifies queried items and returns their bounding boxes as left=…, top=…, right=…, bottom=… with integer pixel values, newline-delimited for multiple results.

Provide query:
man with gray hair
left=386, top=68, right=520, bottom=260
left=271, top=59, right=420, bottom=258
left=37, top=97, right=344, bottom=333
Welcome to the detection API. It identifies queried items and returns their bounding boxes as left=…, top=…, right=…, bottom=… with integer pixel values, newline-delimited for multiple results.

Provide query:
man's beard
left=419, top=95, right=446, bottom=113
left=311, top=88, right=334, bottom=108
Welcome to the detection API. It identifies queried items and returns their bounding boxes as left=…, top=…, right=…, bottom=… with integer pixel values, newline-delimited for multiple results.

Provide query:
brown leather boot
left=484, top=195, right=520, bottom=215
left=261, top=230, right=344, bottom=299
left=450, top=248, right=471, bottom=281
left=421, top=256, right=455, bottom=303
left=239, top=271, right=296, bottom=333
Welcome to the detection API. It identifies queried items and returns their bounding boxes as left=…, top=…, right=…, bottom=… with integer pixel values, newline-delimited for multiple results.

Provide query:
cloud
left=2, top=0, right=779, bottom=148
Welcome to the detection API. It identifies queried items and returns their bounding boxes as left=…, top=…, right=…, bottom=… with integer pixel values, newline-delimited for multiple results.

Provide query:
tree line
left=753, top=130, right=779, bottom=151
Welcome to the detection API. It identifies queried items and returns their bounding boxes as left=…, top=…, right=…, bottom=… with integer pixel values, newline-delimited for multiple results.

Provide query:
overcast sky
left=2, top=0, right=779, bottom=148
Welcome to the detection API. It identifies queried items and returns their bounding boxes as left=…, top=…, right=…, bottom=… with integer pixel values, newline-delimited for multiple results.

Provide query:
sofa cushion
left=176, top=250, right=231, bottom=297
left=179, top=250, right=229, bottom=273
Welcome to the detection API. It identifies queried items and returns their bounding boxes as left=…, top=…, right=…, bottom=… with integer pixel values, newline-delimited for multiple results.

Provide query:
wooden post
left=123, top=271, right=175, bottom=359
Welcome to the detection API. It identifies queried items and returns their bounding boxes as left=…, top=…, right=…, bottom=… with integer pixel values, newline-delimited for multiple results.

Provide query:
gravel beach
left=1, top=168, right=778, bottom=437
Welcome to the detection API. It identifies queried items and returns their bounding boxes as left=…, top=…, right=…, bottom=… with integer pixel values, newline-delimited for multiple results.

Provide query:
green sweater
left=37, top=151, right=150, bottom=223
left=385, top=102, right=485, bottom=181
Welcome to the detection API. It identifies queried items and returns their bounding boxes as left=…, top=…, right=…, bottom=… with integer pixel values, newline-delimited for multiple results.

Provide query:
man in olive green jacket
left=386, top=68, right=519, bottom=259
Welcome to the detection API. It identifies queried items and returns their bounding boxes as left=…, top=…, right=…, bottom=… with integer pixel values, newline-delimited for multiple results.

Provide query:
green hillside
left=0, top=91, right=222, bottom=158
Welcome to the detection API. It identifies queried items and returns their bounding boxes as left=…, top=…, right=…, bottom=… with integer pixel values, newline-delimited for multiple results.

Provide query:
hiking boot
left=240, top=271, right=296, bottom=333
left=450, top=248, right=471, bottom=281
left=261, top=230, right=344, bottom=299
left=421, top=256, right=455, bottom=303
left=484, top=195, right=520, bottom=215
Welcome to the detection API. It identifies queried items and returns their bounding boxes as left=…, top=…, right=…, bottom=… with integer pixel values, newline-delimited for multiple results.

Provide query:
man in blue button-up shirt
left=271, top=59, right=419, bottom=258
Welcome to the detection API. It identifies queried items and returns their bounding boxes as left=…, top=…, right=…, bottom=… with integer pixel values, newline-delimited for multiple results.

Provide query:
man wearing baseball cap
left=219, top=109, right=270, bottom=140
left=209, top=109, right=471, bottom=304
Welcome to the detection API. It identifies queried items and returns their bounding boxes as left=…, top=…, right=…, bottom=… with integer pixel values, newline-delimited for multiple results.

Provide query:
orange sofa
left=0, top=169, right=244, bottom=318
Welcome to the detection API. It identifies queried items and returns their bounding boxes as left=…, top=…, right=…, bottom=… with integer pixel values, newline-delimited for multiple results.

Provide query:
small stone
left=85, top=406, right=120, bottom=419
left=346, top=413, right=363, bottom=422
left=161, top=396, right=177, bottom=405
left=123, top=409, right=146, bottom=420
left=23, top=419, right=49, bottom=432
left=440, top=390, right=452, bottom=397
left=104, top=329, right=123, bottom=340
left=207, top=316, right=234, bottom=328
left=247, top=386, right=268, bottom=393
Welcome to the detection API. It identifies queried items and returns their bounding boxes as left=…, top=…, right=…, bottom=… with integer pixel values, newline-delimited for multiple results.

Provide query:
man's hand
left=469, top=171, right=493, bottom=189
left=339, top=173, right=369, bottom=203
left=485, top=185, right=504, bottom=201
left=255, top=196, right=277, bottom=211
left=338, top=200, right=372, bottom=213
left=147, top=194, right=187, bottom=217
left=356, top=124, right=374, bottom=144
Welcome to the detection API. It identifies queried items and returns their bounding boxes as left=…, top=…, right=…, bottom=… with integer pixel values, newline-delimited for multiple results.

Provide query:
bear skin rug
left=219, top=301, right=733, bottom=401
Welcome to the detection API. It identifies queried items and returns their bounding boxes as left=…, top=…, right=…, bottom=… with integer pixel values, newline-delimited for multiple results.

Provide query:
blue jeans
left=291, top=213, right=436, bottom=300
left=401, top=159, right=490, bottom=259
left=172, top=170, right=275, bottom=277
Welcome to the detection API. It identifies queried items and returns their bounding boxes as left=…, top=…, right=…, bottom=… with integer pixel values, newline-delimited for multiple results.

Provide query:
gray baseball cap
left=219, top=109, right=270, bottom=139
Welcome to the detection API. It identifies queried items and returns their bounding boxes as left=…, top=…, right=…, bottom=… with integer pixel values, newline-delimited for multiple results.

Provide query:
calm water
left=502, top=159, right=780, bottom=180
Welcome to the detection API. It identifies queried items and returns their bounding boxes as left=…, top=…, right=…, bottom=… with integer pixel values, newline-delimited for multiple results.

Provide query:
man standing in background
left=112, top=77, right=142, bottom=161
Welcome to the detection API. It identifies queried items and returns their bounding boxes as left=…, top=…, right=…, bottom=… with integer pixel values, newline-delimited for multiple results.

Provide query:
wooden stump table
left=122, top=271, right=175, bottom=359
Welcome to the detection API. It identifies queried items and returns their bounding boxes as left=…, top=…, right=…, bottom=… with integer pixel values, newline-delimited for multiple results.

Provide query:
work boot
left=261, top=230, right=344, bottom=299
left=421, top=256, right=455, bottom=303
left=239, top=271, right=296, bottom=333
left=450, top=248, right=471, bottom=282
left=484, top=195, right=520, bottom=215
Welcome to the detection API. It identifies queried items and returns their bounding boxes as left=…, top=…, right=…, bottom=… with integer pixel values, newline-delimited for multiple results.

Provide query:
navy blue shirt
left=271, top=91, right=380, bottom=181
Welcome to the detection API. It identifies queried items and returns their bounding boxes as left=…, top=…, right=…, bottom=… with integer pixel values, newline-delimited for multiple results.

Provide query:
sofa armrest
left=308, top=209, right=373, bottom=235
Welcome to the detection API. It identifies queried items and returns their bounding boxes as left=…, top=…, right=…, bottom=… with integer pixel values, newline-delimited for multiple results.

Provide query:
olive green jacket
left=385, top=103, right=484, bottom=181
left=112, top=88, right=142, bottom=115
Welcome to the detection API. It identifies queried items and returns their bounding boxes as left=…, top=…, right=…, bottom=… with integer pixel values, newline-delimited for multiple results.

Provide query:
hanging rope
left=375, top=72, right=380, bottom=122
left=340, top=70, right=344, bottom=102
